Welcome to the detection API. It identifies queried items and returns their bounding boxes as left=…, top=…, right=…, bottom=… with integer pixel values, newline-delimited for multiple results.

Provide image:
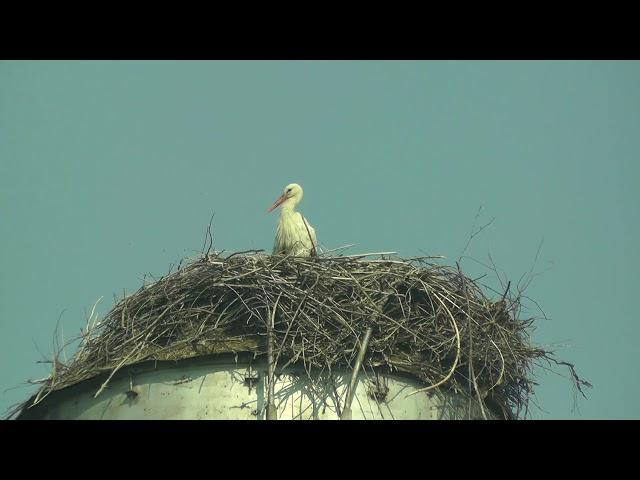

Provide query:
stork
left=268, top=183, right=317, bottom=257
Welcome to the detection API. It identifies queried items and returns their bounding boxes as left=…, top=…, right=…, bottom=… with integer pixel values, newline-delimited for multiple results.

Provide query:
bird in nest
left=268, top=183, right=317, bottom=257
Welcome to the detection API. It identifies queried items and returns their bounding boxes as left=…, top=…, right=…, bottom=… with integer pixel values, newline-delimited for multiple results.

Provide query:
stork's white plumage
left=268, top=183, right=317, bottom=257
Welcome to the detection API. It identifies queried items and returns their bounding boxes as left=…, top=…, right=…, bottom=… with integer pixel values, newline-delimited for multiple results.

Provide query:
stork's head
left=268, top=183, right=303, bottom=212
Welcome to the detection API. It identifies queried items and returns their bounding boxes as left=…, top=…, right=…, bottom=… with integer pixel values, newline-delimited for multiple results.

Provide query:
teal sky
left=1, top=60, right=638, bottom=419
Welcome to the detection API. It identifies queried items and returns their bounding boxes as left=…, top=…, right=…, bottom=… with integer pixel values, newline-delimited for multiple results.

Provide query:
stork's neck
left=280, top=199, right=298, bottom=215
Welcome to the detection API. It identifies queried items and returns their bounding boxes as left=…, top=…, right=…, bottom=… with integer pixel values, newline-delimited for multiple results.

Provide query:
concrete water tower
left=16, top=354, right=495, bottom=419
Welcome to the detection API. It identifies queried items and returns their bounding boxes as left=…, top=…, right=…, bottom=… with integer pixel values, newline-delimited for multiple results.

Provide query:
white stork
left=268, top=183, right=317, bottom=257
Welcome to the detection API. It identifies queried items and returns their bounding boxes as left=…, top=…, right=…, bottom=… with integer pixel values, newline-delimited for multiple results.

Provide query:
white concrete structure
left=18, top=354, right=492, bottom=420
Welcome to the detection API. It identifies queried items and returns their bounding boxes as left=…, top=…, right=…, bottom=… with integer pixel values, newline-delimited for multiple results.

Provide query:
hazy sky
left=1, top=60, right=638, bottom=419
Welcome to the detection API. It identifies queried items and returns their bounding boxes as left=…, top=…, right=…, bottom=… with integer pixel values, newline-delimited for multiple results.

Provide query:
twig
left=406, top=291, right=461, bottom=397
left=202, top=212, right=215, bottom=257
left=266, top=293, right=282, bottom=420
left=341, top=327, right=373, bottom=420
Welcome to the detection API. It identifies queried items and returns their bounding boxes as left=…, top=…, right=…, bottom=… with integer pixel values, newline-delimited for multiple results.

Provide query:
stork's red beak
left=267, top=193, right=288, bottom=213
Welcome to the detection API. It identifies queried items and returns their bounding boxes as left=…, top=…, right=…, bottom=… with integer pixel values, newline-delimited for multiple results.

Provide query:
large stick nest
left=11, top=251, right=590, bottom=419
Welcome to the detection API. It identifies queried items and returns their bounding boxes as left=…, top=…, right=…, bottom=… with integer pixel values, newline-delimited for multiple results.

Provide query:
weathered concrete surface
left=18, top=354, right=491, bottom=420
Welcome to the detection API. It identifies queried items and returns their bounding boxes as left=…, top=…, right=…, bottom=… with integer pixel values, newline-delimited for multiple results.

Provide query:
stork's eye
left=287, top=188, right=292, bottom=193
